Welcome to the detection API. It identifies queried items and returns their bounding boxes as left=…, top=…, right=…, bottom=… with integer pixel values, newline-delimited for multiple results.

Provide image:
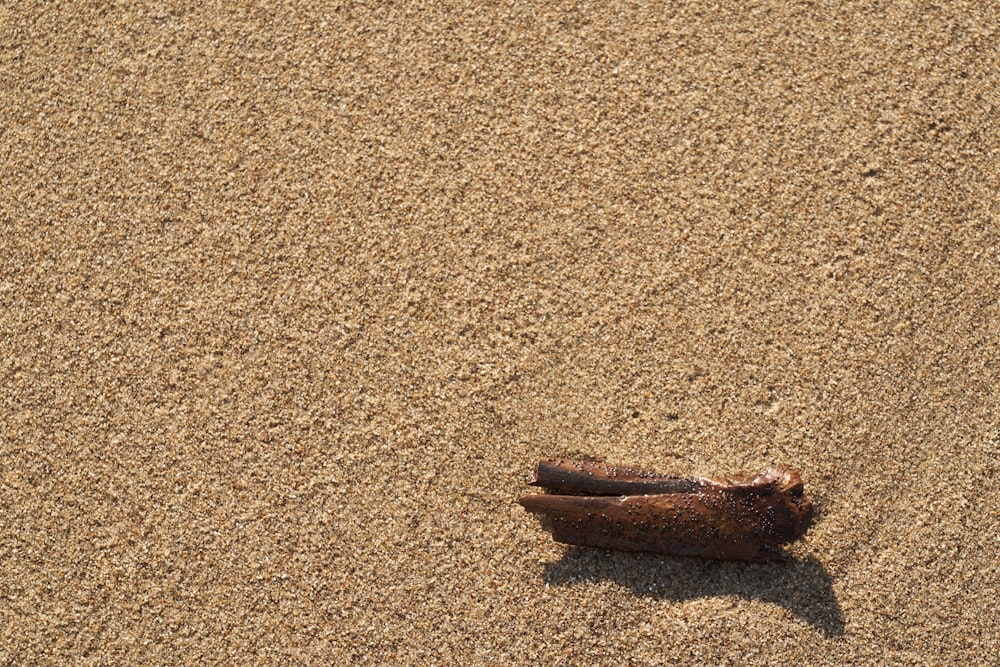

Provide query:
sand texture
left=2, top=2, right=999, bottom=664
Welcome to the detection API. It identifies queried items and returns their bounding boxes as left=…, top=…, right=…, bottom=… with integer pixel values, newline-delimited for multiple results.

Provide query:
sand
left=2, top=1, right=998, bottom=664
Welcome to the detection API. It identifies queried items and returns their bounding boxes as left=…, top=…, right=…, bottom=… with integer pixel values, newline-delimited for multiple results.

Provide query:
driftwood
left=518, top=459, right=813, bottom=562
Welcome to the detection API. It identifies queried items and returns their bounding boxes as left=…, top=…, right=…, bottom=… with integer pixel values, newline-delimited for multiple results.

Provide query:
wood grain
left=519, top=460, right=813, bottom=562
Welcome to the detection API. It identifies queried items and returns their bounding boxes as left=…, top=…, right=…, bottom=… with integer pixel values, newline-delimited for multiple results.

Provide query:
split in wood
left=518, top=459, right=813, bottom=562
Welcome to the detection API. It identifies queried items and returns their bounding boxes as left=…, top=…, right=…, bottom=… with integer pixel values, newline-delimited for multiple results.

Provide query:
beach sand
left=2, top=2, right=998, bottom=664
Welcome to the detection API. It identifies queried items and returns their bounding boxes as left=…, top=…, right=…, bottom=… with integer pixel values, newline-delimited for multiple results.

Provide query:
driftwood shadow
left=542, top=549, right=844, bottom=637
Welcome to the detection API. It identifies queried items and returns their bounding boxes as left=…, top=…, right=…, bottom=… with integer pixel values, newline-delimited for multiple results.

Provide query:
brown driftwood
left=518, top=459, right=813, bottom=562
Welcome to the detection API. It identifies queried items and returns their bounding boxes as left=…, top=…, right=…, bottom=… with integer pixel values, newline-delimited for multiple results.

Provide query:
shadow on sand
left=542, top=549, right=844, bottom=637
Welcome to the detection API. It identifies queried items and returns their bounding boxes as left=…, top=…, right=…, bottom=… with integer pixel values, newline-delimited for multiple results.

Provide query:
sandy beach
left=2, top=2, right=998, bottom=664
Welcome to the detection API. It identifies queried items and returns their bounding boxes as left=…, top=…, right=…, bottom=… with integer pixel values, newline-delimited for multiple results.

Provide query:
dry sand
left=2, top=2, right=999, bottom=664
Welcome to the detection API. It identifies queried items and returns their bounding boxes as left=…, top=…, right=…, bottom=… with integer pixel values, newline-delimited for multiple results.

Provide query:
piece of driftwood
left=518, top=459, right=813, bottom=562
